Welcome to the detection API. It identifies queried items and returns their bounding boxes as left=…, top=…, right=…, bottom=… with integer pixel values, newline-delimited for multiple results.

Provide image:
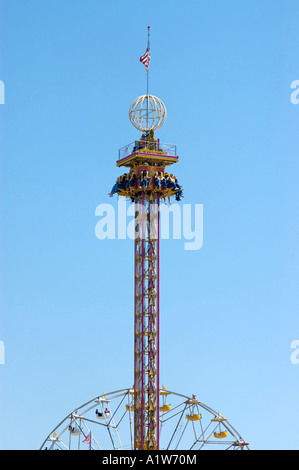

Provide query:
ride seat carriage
left=68, top=425, right=82, bottom=436
left=95, top=408, right=110, bottom=420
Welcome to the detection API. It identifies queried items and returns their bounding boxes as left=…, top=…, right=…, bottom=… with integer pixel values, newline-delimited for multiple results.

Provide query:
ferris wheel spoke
left=160, top=402, right=187, bottom=424
left=55, top=439, right=70, bottom=451
left=106, top=391, right=127, bottom=426
left=195, top=432, right=215, bottom=450
left=189, top=420, right=215, bottom=450
left=126, top=410, right=134, bottom=450
left=173, top=420, right=189, bottom=450
left=163, top=403, right=188, bottom=450
left=106, top=424, right=118, bottom=450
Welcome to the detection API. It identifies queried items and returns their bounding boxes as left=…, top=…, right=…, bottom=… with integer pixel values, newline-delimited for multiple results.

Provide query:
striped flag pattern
left=140, top=48, right=150, bottom=74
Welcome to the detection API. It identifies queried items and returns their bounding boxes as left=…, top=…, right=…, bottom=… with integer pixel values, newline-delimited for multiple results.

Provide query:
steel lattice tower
left=109, top=26, right=183, bottom=451
left=134, top=192, right=160, bottom=450
left=110, top=102, right=182, bottom=449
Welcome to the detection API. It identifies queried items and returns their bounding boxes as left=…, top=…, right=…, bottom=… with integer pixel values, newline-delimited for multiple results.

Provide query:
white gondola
left=68, top=425, right=82, bottom=436
left=95, top=408, right=110, bottom=420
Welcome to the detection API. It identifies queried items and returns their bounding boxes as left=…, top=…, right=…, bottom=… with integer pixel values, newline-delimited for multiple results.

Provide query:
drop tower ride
left=109, top=27, right=183, bottom=450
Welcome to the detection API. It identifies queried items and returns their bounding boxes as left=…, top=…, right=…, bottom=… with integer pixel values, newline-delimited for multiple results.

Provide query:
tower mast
left=110, top=30, right=183, bottom=449
left=146, top=26, right=150, bottom=131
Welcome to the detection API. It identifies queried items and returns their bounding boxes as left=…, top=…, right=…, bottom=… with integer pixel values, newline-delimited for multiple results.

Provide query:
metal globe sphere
left=129, top=95, right=167, bottom=133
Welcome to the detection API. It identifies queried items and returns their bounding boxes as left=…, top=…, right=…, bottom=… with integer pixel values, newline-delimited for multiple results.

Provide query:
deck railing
left=119, top=141, right=177, bottom=160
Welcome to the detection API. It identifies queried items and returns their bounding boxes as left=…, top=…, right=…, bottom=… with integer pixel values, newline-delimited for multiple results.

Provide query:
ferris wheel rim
left=40, top=387, right=249, bottom=451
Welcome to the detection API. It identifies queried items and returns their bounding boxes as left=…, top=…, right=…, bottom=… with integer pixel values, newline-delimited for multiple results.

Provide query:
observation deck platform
left=117, top=139, right=179, bottom=168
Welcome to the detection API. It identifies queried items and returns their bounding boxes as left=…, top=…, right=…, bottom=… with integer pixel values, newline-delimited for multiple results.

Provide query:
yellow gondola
left=186, top=414, right=201, bottom=421
left=160, top=404, right=171, bottom=412
left=214, top=431, right=228, bottom=439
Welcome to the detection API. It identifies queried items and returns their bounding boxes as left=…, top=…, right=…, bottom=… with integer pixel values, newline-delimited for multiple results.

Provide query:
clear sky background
left=0, top=0, right=299, bottom=450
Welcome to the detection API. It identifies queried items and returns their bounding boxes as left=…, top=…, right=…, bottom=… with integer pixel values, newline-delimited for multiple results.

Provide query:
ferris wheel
left=40, top=388, right=249, bottom=451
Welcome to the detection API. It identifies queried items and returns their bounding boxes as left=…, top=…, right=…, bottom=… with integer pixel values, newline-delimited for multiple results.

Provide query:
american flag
left=83, top=432, right=92, bottom=450
left=140, top=47, right=150, bottom=74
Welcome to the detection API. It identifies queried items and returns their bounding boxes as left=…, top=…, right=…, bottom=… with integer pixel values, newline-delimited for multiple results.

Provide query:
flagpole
left=146, top=26, right=150, bottom=132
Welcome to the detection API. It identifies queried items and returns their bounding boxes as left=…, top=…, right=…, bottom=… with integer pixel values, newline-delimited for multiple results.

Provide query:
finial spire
left=140, top=26, right=151, bottom=130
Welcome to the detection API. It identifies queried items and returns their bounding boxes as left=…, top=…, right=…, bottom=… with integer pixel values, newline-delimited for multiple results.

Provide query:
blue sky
left=0, top=0, right=299, bottom=450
